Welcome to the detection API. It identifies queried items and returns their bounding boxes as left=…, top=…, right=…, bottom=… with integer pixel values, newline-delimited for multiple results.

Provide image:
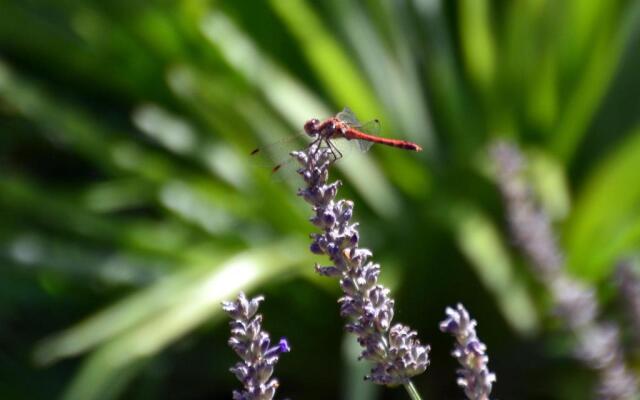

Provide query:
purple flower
left=291, top=139, right=430, bottom=386
left=440, top=304, right=496, bottom=400
left=222, top=292, right=290, bottom=400
left=491, top=141, right=638, bottom=400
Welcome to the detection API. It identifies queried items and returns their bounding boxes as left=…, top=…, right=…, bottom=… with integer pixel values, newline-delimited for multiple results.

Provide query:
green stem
left=404, top=381, right=423, bottom=400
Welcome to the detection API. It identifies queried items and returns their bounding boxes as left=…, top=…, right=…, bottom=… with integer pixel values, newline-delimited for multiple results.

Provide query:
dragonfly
left=250, top=107, right=422, bottom=175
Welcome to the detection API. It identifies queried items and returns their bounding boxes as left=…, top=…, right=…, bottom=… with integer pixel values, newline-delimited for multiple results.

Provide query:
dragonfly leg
left=326, top=139, right=342, bottom=163
left=308, top=138, right=322, bottom=156
left=307, top=137, right=340, bottom=164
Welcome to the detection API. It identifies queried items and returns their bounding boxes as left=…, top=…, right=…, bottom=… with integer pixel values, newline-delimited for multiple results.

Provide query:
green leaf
left=566, top=127, right=640, bottom=279
left=458, top=0, right=496, bottom=93
left=550, top=1, right=640, bottom=161
left=445, top=202, right=539, bottom=335
left=268, top=0, right=384, bottom=119
left=36, top=239, right=310, bottom=400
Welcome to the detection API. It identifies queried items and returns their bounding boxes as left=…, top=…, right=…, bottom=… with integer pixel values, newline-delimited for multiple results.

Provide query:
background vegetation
left=1, top=0, right=640, bottom=399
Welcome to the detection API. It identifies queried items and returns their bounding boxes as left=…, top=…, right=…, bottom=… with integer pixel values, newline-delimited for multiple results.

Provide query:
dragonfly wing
left=338, top=110, right=381, bottom=153
left=337, top=108, right=382, bottom=135
left=353, top=118, right=380, bottom=153
left=249, top=133, right=306, bottom=167
left=355, top=139, right=374, bottom=152
left=270, top=157, right=300, bottom=182
left=358, top=118, right=381, bottom=135
left=336, top=107, right=361, bottom=127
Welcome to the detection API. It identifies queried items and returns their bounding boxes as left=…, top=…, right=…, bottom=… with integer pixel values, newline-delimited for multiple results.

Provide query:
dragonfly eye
left=304, top=118, right=320, bottom=135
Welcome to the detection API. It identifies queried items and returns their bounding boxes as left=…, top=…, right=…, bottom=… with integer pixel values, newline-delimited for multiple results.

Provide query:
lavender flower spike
left=291, top=135, right=430, bottom=386
left=491, top=141, right=638, bottom=400
left=440, top=304, right=496, bottom=400
left=222, top=292, right=290, bottom=400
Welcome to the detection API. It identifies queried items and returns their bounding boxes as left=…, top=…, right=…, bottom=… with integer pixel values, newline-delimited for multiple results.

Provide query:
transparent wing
left=337, top=107, right=382, bottom=152
left=337, top=107, right=382, bottom=130
left=249, top=132, right=307, bottom=167
left=356, top=139, right=374, bottom=152
left=358, top=118, right=380, bottom=135
left=249, top=132, right=309, bottom=181
left=336, top=107, right=361, bottom=127
left=353, top=118, right=380, bottom=152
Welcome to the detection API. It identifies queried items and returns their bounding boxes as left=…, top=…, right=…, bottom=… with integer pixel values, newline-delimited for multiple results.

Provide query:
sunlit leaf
left=444, top=202, right=539, bottom=335
left=566, top=127, right=640, bottom=279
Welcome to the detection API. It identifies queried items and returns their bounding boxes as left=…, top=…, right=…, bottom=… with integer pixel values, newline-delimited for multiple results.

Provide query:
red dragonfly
left=251, top=107, right=422, bottom=174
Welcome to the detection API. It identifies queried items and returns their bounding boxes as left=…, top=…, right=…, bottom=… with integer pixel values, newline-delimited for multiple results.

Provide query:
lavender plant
left=440, top=304, right=496, bottom=400
left=222, top=292, right=291, bottom=400
left=491, top=141, right=638, bottom=400
left=291, top=137, right=430, bottom=395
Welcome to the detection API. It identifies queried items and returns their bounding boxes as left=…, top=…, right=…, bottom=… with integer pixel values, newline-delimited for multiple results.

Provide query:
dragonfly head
left=303, top=118, right=320, bottom=136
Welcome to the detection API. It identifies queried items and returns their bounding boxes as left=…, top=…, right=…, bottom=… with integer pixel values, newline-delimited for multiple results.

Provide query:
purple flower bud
left=309, top=241, right=323, bottom=254
left=322, top=211, right=336, bottom=225
left=326, top=242, right=340, bottom=257
left=349, top=232, right=359, bottom=245
left=315, top=264, right=342, bottom=277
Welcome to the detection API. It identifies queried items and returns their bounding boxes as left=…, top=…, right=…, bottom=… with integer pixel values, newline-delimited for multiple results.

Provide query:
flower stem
left=404, top=381, right=423, bottom=400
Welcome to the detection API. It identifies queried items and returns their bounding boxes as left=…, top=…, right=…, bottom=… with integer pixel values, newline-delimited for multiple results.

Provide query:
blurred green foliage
left=1, top=0, right=640, bottom=399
